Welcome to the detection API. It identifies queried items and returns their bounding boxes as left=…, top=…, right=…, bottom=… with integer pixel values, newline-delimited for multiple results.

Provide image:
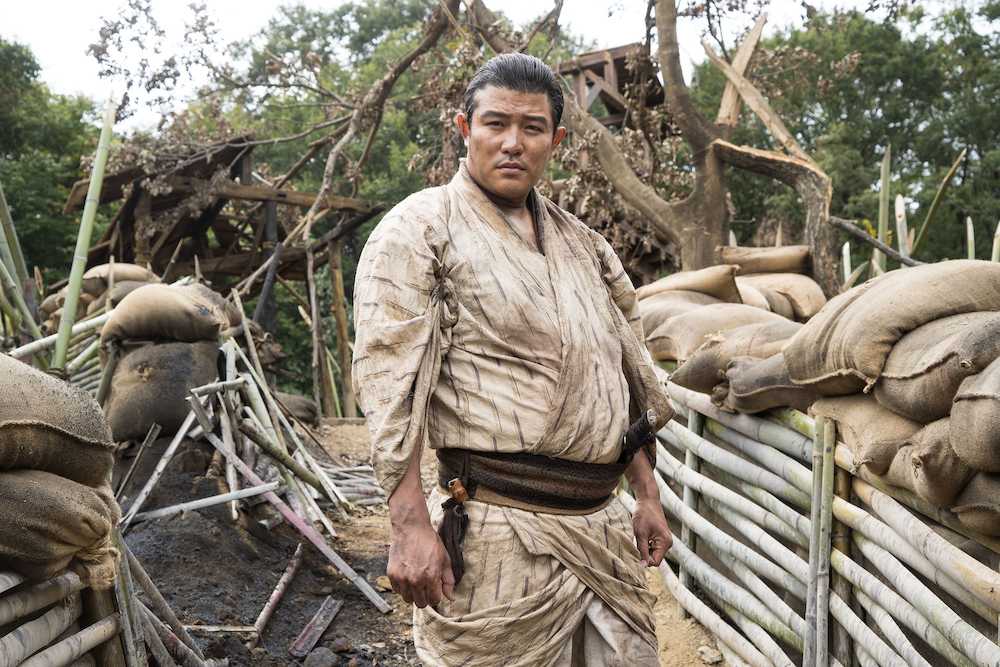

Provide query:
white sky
left=5, top=0, right=872, bottom=131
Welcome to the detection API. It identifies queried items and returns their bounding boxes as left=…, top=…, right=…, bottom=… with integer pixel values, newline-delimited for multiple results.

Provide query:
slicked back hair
left=463, top=53, right=564, bottom=132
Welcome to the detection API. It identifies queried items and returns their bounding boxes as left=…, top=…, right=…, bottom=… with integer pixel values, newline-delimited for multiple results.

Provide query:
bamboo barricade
left=651, top=378, right=1000, bottom=667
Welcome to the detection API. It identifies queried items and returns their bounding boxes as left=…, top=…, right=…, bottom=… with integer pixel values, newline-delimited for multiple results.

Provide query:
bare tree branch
left=715, top=14, right=766, bottom=128
left=518, top=0, right=564, bottom=52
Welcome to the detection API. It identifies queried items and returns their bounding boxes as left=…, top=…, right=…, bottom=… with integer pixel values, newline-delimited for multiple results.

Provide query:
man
left=353, top=53, right=673, bottom=665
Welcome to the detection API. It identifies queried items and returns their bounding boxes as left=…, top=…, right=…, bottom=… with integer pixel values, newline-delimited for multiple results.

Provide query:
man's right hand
left=387, top=523, right=456, bottom=608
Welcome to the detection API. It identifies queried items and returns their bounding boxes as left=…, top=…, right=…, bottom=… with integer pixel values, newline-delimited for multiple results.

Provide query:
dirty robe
left=353, top=162, right=671, bottom=666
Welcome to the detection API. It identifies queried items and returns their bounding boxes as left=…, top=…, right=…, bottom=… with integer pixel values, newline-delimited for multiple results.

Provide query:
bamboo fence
left=654, top=377, right=1000, bottom=667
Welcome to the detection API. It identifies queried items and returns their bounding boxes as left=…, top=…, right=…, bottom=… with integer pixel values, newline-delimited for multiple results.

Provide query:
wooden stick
left=288, top=596, right=344, bottom=658
left=111, top=530, right=146, bottom=667
left=139, top=608, right=178, bottom=667
left=248, top=544, right=304, bottom=650
left=116, top=423, right=161, bottom=500
left=327, top=240, right=355, bottom=417
left=0, top=594, right=82, bottom=665
left=123, top=543, right=206, bottom=661
left=829, top=216, right=922, bottom=267
left=133, top=482, right=280, bottom=523
left=138, top=602, right=208, bottom=667
left=202, top=431, right=391, bottom=613
left=815, top=419, right=836, bottom=667
left=95, top=344, right=120, bottom=408
left=190, top=378, right=246, bottom=396
left=912, top=147, right=967, bottom=254
left=121, top=410, right=198, bottom=530
left=19, top=613, right=121, bottom=667
left=0, top=572, right=84, bottom=626
left=183, top=625, right=255, bottom=634
left=238, top=419, right=327, bottom=498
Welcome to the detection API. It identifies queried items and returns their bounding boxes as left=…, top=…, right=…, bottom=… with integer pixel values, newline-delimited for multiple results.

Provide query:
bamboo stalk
left=855, top=590, right=931, bottom=667
left=67, top=339, right=101, bottom=374
left=913, top=147, right=967, bottom=255
left=121, top=410, right=198, bottom=530
left=95, top=344, right=120, bottom=407
left=248, top=543, right=304, bottom=649
left=894, top=194, right=910, bottom=258
left=841, top=241, right=852, bottom=284
left=52, top=97, right=116, bottom=370
left=968, top=216, right=977, bottom=259
left=238, top=418, right=327, bottom=498
left=804, top=417, right=824, bottom=667
left=0, top=593, right=82, bottom=665
left=0, top=570, right=25, bottom=595
left=707, top=592, right=796, bottom=667
left=0, top=179, right=30, bottom=294
left=9, top=312, right=112, bottom=359
left=874, top=145, right=891, bottom=271
left=0, top=572, right=84, bottom=626
left=992, top=221, right=1000, bottom=262
left=815, top=419, right=836, bottom=667
left=831, top=466, right=852, bottom=667
left=139, top=601, right=206, bottom=667
left=19, top=614, right=121, bottom=667
left=272, top=398, right=351, bottom=509
left=116, top=424, right=161, bottom=500
left=132, top=482, right=280, bottom=523
left=216, top=397, right=240, bottom=521
left=0, top=252, right=42, bottom=341
left=110, top=530, right=146, bottom=667
left=202, top=430, right=392, bottom=613
left=123, top=543, right=205, bottom=661
left=679, top=411, right=703, bottom=601
left=140, top=610, right=178, bottom=667
left=328, top=240, right=355, bottom=417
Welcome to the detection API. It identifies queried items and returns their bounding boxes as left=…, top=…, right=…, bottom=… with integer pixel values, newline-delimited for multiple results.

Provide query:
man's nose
left=500, top=128, right=523, bottom=155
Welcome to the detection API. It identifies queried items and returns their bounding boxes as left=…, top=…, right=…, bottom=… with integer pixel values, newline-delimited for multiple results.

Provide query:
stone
left=331, top=637, right=352, bottom=653
left=375, top=575, right=392, bottom=592
left=304, top=647, right=337, bottom=667
left=697, top=645, right=723, bottom=664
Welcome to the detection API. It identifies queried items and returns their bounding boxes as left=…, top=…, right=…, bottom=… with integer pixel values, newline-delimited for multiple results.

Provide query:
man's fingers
left=427, top=575, right=446, bottom=607
left=635, top=528, right=652, bottom=567
left=411, top=581, right=429, bottom=609
left=441, top=561, right=456, bottom=602
left=648, top=535, right=669, bottom=567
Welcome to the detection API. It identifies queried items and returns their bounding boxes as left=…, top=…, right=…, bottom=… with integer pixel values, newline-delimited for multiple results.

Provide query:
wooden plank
left=288, top=596, right=343, bottom=658
left=583, top=69, right=628, bottom=112
left=166, top=176, right=370, bottom=212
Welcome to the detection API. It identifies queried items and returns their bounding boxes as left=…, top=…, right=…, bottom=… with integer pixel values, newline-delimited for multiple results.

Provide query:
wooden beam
left=166, top=177, right=370, bottom=212
left=583, top=69, right=629, bottom=112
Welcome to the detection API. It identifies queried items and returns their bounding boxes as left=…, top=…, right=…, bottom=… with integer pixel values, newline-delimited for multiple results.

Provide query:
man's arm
left=625, top=452, right=672, bottom=567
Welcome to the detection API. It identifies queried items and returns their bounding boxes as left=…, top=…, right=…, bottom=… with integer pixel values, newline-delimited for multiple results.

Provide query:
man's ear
left=552, top=126, right=567, bottom=148
left=454, top=112, right=471, bottom=140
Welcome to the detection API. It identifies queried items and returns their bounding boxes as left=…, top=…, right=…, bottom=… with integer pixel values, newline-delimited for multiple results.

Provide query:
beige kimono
left=353, top=163, right=670, bottom=666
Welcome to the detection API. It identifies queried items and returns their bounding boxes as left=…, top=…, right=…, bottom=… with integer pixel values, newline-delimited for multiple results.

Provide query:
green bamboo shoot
left=52, top=96, right=116, bottom=370
left=912, top=148, right=966, bottom=255
left=875, top=145, right=891, bottom=271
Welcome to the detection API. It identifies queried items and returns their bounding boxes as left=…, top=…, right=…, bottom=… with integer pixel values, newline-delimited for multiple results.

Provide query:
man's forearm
left=388, top=449, right=432, bottom=534
left=625, top=452, right=660, bottom=502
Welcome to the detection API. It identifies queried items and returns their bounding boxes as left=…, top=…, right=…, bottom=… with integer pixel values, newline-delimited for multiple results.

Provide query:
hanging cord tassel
left=438, top=451, right=472, bottom=584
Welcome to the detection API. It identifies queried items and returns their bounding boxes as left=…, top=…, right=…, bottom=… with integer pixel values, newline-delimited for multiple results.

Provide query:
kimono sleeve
left=587, top=229, right=646, bottom=342
left=352, top=211, right=444, bottom=497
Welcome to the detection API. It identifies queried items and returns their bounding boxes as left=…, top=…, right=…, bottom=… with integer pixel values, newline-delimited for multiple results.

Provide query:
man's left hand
left=631, top=498, right=672, bottom=567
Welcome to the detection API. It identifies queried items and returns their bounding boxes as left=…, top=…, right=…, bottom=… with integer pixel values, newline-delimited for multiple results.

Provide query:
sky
left=4, top=0, right=871, bottom=130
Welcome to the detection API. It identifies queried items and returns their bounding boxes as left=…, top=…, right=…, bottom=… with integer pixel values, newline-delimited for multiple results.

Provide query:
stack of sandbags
left=101, top=283, right=235, bottom=441
left=37, top=263, right=160, bottom=333
left=37, top=287, right=96, bottom=334
left=720, top=245, right=827, bottom=322
left=0, top=355, right=120, bottom=588
left=646, top=304, right=789, bottom=364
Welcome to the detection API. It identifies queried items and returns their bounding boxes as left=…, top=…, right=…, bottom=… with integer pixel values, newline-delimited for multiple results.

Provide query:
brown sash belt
left=435, top=448, right=628, bottom=584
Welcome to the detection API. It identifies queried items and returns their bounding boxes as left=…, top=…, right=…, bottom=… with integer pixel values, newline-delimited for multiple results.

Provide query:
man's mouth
left=497, top=162, right=526, bottom=172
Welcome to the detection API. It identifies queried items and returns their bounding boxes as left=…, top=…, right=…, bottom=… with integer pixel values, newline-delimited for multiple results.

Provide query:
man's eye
left=526, top=126, right=543, bottom=133
left=487, top=121, right=503, bottom=127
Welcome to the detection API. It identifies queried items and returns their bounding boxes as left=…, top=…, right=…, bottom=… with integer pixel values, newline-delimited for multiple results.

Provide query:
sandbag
left=38, top=289, right=63, bottom=318
left=754, top=286, right=796, bottom=320
left=784, top=261, right=1000, bottom=395
left=0, top=355, right=115, bottom=487
left=951, top=356, right=1000, bottom=472
left=105, top=342, right=220, bottom=442
left=715, top=353, right=819, bottom=414
left=811, top=394, right=923, bottom=475
left=671, top=320, right=802, bottom=394
left=718, top=245, right=810, bottom=275
left=951, top=473, right=1000, bottom=537
left=737, top=284, right=771, bottom=312
left=874, top=312, right=1000, bottom=423
left=638, top=290, right=722, bottom=335
left=636, top=265, right=743, bottom=304
left=0, top=470, right=120, bottom=588
left=101, top=283, right=232, bottom=344
left=883, top=419, right=974, bottom=507
left=645, top=303, right=787, bottom=362
left=186, top=283, right=242, bottom=327
left=81, top=262, right=158, bottom=297
left=276, top=392, right=320, bottom=426
left=737, top=273, right=827, bottom=321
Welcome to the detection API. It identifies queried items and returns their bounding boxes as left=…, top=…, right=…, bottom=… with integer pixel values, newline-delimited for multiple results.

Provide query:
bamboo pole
left=855, top=590, right=931, bottom=667
left=110, top=531, right=146, bottom=667
left=874, top=145, right=891, bottom=271
left=132, top=482, right=279, bottom=523
left=679, top=410, right=704, bottom=603
left=201, top=430, right=392, bottom=613
left=52, top=97, right=115, bottom=371
left=968, top=216, right=977, bottom=259
left=237, top=418, right=327, bottom=498
left=991, top=220, right=1000, bottom=262
left=0, top=252, right=42, bottom=341
left=123, top=544, right=205, bottom=661
left=248, top=543, right=304, bottom=649
left=707, top=592, right=796, bottom=667
left=894, top=194, right=910, bottom=258
left=0, top=572, right=84, bottom=626
left=140, top=609, right=178, bottom=667
left=19, top=614, right=121, bottom=667
left=116, top=424, right=162, bottom=500
left=831, top=466, right=853, bottom=667
left=0, top=179, right=29, bottom=294
left=912, top=147, right=966, bottom=255
left=66, top=339, right=101, bottom=374
left=216, top=397, right=240, bottom=521
left=804, top=418, right=824, bottom=667
left=0, top=594, right=82, bottom=665
left=328, top=240, right=355, bottom=417
left=9, top=312, right=112, bottom=359
left=815, top=420, right=836, bottom=667
left=841, top=241, right=852, bottom=285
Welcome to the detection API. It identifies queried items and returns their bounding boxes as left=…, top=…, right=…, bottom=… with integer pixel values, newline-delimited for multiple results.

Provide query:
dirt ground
left=116, top=420, right=718, bottom=666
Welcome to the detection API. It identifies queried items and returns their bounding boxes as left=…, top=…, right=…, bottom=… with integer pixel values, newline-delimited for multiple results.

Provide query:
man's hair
left=462, top=53, right=564, bottom=130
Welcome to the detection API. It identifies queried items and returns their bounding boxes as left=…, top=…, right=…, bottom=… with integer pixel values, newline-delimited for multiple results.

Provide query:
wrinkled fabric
left=414, top=489, right=658, bottom=667
left=353, top=162, right=669, bottom=665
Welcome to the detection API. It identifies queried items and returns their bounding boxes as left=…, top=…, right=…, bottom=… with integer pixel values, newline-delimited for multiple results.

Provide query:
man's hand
left=625, top=450, right=672, bottom=567
left=631, top=498, right=672, bottom=567
left=387, top=522, right=456, bottom=608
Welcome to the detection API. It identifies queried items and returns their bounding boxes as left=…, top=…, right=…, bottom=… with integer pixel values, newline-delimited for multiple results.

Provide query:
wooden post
left=804, top=417, right=825, bottom=667
left=679, top=410, right=704, bottom=618
left=816, top=419, right=836, bottom=666
left=832, top=466, right=853, bottom=667
left=306, top=250, right=336, bottom=416
left=252, top=202, right=280, bottom=334
left=327, top=240, right=356, bottom=417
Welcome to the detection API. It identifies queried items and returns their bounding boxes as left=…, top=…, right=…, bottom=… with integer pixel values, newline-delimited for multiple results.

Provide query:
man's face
left=455, top=85, right=566, bottom=205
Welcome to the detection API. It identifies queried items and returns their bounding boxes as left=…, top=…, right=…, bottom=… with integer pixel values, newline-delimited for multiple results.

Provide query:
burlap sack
left=0, top=470, right=120, bottom=588
left=715, top=353, right=819, bottom=414
left=951, top=356, right=1000, bottom=472
left=753, top=286, right=796, bottom=320
left=784, top=261, right=1000, bottom=394
left=718, top=245, right=810, bottom=275
left=636, top=265, right=743, bottom=303
left=645, top=303, right=787, bottom=362
left=671, top=320, right=802, bottom=394
left=186, top=283, right=242, bottom=327
left=0, top=355, right=115, bottom=487
left=951, top=473, right=1000, bottom=537
left=811, top=395, right=923, bottom=475
left=737, top=273, right=827, bottom=321
left=874, top=312, right=1000, bottom=423
left=105, top=342, right=220, bottom=442
left=883, top=419, right=974, bottom=507
left=638, top=290, right=721, bottom=335
left=38, top=290, right=63, bottom=318
left=101, top=284, right=232, bottom=344
left=81, top=262, right=158, bottom=297
left=737, top=284, right=771, bottom=311
left=276, top=392, right=320, bottom=426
